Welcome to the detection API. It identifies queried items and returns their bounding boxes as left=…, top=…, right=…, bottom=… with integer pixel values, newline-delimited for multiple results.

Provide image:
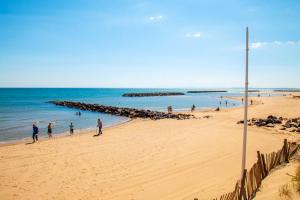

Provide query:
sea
left=0, top=88, right=277, bottom=143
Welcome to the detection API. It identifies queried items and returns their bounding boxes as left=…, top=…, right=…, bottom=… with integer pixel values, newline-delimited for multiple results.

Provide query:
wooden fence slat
left=283, top=139, right=289, bottom=163
left=274, top=150, right=281, bottom=167
left=269, top=153, right=273, bottom=170
left=238, top=169, right=247, bottom=200
left=252, top=165, right=257, bottom=192
left=253, top=163, right=260, bottom=189
left=270, top=152, right=276, bottom=170
left=274, top=151, right=278, bottom=168
left=257, top=151, right=265, bottom=178
left=261, top=154, right=268, bottom=175
left=246, top=172, right=252, bottom=199
left=247, top=168, right=253, bottom=197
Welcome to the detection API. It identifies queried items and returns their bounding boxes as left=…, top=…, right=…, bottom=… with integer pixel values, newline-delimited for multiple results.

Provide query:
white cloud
left=286, top=40, right=296, bottom=45
left=148, top=15, right=163, bottom=21
left=250, top=42, right=267, bottom=49
left=250, top=40, right=300, bottom=49
left=185, top=32, right=202, bottom=38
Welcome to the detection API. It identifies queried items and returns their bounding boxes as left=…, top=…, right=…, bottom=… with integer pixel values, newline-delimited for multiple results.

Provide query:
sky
left=0, top=0, right=299, bottom=88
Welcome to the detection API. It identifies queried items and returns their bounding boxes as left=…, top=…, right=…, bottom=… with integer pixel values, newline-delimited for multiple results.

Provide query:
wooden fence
left=194, top=139, right=300, bottom=200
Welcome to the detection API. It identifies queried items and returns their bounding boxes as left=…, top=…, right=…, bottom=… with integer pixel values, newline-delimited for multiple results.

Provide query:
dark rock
left=122, top=92, right=185, bottom=97
left=266, top=123, right=275, bottom=127
left=187, top=90, right=227, bottom=93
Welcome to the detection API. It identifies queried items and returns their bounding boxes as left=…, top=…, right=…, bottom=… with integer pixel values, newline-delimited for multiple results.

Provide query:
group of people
left=241, top=98, right=253, bottom=105
left=31, top=118, right=103, bottom=143
left=219, top=100, right=229, bottom=106
left=76, top=111, right=82, bottom=116
left=167, top=104, right=196, bottom=113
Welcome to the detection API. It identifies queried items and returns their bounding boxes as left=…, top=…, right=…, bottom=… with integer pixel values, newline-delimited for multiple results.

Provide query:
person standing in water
left=94, top=119, right=103, bottom=137
left=47, top=123, right=53, bottom=138
left=32, top=124, right=39, bottom=143
left=225, top=100, right=228, bottom=107
left=69, top=122, right=74, bottom=135
left=191, top=104, right=196, bottom=112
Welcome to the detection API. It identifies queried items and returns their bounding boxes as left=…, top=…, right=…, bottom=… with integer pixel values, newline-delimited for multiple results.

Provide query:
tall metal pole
left=241, top=27, right=249, bottom=179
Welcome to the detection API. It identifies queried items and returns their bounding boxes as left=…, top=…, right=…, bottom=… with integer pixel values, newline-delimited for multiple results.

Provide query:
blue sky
left=0, top=0, right=299, bottom=88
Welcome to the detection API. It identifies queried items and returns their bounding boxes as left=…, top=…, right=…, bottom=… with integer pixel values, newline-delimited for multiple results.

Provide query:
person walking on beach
left=47, top=123, right=53, bottom=138
left=191, top=104, right=196, bottom=112
left=242, top=98, right=244, bottom=104
left=250, top=99, right=253, bottom=105
left=167, top=106, right=173, bottom=113
left=32, top=124, right=39, bottom=143
left=94, top=118, right=103, bottom=137
left=69, top=122, right=74, bottom=135
left=225, top=100, right=228, bottom=107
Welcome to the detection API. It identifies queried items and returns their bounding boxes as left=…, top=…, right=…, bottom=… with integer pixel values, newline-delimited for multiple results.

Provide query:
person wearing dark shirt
left=47, top=123, right=53, bottom=138
left=32, top=124, right=39, bottom=143
left=94, top=119, right=103, bottom=137
left=69, top=122, right=74, bottom=135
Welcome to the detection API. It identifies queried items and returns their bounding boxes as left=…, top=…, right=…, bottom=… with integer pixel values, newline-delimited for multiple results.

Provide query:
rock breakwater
left=237, top=115, right=300, bottom=132
left=122, top=92, right=185, bottom=97
left=187, top=90, right=227, bottom=93
left=49, top=101, right=194, bottom=120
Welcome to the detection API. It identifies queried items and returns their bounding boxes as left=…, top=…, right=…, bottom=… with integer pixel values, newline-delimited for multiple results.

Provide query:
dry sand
left=254, top=160, right=300, bottom=200
left=0, top=94, right=299, bottom=200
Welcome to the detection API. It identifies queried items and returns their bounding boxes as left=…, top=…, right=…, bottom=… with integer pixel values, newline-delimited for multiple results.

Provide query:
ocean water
left=0, top=88, right=274, bottom=142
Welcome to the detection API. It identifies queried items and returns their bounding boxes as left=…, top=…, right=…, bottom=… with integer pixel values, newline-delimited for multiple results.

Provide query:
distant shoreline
left=187, top=90, right=227, bottom=93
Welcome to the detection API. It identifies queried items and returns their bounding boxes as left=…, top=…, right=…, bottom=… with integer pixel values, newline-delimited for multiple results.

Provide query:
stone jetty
left=187, top=90, right=227, bottom=93
left=49, top=101, right=194, bottom=120
left=122, top=92, right=185, bottom=97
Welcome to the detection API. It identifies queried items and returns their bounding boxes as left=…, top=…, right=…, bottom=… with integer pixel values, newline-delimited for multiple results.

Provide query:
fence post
left=239, top=169, right=247, bottom=200
left=257, top=151, right=265, bottom=178
left=283, top=139, right=289, bottom=163
left=261, top=154, right=268, bottom=176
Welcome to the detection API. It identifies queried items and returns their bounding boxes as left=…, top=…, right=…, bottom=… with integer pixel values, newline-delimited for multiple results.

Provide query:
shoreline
left=0, top=104, right=240, bottom=146
left=0, top=92, right=290, bottom=147
left=0, top=118, right=133, bottom=147
left=0, top=93, right=283, bottom=148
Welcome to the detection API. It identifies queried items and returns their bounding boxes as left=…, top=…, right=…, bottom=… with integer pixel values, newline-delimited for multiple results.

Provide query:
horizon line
left=0, top=87, right=299, bottom=89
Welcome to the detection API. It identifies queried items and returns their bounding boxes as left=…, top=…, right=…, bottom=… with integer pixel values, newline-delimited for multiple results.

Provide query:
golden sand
left=0, top=94, right=299, bottom=200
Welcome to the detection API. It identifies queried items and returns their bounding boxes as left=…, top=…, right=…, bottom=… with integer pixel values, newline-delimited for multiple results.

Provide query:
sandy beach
left=0, top=93, right=299, bottom=200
